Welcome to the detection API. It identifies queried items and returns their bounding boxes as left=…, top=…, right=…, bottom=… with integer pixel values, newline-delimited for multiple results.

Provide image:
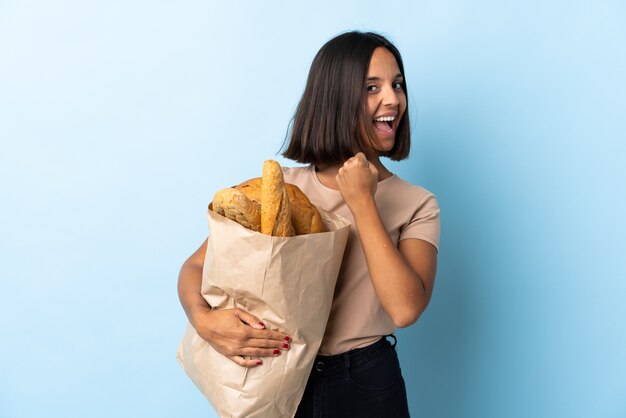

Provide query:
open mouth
left=373, top=115, right=395, bottom=133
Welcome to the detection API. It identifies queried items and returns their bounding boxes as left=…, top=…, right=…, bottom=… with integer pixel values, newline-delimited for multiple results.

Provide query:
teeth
left=374, top=116, right=396, bottom=122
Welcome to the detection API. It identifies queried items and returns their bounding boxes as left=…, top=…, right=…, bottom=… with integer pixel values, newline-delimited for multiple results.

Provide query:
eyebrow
left=367, top=74, right=404, bottom=81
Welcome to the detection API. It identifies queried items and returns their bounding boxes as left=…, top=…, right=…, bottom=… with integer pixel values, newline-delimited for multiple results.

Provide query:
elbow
left=391, top=309, right=420, bottom=328
left=388, top=276, right=434, bottom=328
left=391, top=298, right=430, bottom=328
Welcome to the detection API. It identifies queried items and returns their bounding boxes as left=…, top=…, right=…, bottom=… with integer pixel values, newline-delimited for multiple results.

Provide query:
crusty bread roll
left=211, top=188, right=261, bottom=232
left=210, top=160, right=326, bottom=236
left=234, top=178, right=262, bottom=203
left=261, top=160, right=295, bottom=237
left=235, top=178, right=326, bottom=235
left=285, top=183, right=326, bottom=235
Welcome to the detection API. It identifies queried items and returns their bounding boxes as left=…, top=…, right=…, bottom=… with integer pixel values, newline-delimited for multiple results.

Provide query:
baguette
left=261, top=160, right=295, bottom=237
left=211, top=161, right=326, bottom=236
left=235, top=178, right=326, bottom=235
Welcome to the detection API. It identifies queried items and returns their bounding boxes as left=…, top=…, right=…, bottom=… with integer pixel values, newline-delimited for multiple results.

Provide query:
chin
left=375, top=139, right=395, bottom=153
left=361, top=134, right=395, bottom=156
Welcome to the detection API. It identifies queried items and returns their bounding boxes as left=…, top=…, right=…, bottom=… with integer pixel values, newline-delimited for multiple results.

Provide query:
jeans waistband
left=311, top=335, right=396, bottom=375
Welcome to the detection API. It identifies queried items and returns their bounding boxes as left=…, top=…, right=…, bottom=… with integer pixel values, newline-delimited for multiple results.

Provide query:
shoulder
left=381, top=175, right=440, bottom=249
left=378, top=174, right=440, bottom=231
left=282, top=165, right=312, bottom=182
left=381, top=175, right=439, bottom=209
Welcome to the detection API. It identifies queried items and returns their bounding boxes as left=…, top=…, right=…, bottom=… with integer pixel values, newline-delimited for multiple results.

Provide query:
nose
left=381, top=84, right=401, bottom=107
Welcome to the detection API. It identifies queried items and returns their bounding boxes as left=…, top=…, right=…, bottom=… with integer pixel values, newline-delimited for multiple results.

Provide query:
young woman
left=178, top=31, right=440, bottom=417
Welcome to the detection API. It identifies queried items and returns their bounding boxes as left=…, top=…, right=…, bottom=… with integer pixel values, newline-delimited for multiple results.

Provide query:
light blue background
left=1, top=1, right=625, bottom=417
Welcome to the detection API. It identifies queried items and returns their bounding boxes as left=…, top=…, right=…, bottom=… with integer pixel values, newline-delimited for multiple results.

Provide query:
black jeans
left=295, top=335, right=410, bottom=418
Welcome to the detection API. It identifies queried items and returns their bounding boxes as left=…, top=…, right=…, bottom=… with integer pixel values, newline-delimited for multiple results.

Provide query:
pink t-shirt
left=282, top=165, right=440, bottom=355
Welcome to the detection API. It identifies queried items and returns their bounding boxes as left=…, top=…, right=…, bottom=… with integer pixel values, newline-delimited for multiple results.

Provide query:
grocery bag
left=177, top=208, right=350, bottom=418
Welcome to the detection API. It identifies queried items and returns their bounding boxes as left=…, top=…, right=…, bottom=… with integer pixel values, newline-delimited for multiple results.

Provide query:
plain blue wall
left=1, top=1, right=624, bottom=417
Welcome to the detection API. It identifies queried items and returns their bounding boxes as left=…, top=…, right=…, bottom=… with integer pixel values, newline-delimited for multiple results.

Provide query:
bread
left=285, top=183, right=326, bottom=234
left=235, top=178, right=326, bottom=235
left=211, top=188, right=261, bottom=232
left=210, top=160, right=326, bottom=236
left=261, top=160, right=295, bottom=237
left=234, top=178, right=262, bottom=203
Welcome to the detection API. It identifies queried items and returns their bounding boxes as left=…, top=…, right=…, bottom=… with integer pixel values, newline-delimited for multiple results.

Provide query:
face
left=360, top=47, right=407, bottom=156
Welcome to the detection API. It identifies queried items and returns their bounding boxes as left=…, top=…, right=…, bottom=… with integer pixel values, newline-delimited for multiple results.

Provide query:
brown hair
left=281, top=31, right=410, bottom=165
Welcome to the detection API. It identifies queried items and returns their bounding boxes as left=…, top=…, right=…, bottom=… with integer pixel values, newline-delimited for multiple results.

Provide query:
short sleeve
left=399, top=193, right=440, bottom=251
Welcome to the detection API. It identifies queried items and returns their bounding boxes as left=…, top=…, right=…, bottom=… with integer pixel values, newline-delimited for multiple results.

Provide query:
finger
left=235, top=309, right=266, bottom=329
left=368, top=163, right=378, bottom=176
left=354, top=152, right=369, bottom=165
left=247, top=328, right=292, bottom=343
left=247, top=337, right=291, bottom=350
left=238, top=346, right=284, bottom=357
left=345, top=155, right=368, bottom=168
left=346, top=156, right=360, bottom=165
left=229, top=355, right=263, bottom=368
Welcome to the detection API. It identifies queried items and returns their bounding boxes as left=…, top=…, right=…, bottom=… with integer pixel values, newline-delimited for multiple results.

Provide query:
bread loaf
left=234, top=178, right=262, bottom=203
left=261, top=160, right=295, bottom=237
left=211, top=188, right=261, bottom=232
left=285, top=183, right=326, bottom=234
left=235, top=178, right=326, bottom=235
left=210, top=160, right=326, bottom=236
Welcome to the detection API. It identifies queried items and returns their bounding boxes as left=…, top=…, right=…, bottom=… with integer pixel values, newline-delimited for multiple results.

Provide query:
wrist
left=348, top=195, right=377, bottom=219
left=189, top=303, right=213, bottom=332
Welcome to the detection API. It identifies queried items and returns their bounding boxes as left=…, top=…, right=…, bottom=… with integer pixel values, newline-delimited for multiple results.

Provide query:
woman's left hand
left=336, top=152, right=378, bottom=212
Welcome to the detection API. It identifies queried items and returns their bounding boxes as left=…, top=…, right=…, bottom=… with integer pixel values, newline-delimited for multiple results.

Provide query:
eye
left=393, top=81, right=404, bottom=90
left=367, top=84, right=378, bottom=92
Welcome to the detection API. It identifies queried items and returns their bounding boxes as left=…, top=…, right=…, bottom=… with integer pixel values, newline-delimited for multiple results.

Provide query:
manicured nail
left=284, top=336, right=291, bottom=342
left=273, top=349, right=280, bottom=356
left=256, top=360, right=263, bottom=365
left=258, top=322, right=265, bottom=328
left=282, top=343, right=289, bottom=349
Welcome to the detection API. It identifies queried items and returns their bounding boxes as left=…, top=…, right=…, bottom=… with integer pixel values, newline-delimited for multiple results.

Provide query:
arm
left=336, top=154, right=438, bottom=327
left=178, top=239, right=291, bottom=367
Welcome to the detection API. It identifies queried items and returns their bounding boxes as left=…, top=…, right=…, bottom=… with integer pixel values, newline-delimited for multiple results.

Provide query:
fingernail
left=273, top=349, right=280, bottom=356
left=284, top=336, right=291, bottom=342
left=256, top=360, right=263, bottom=365
left=282, top=343, right=289, bottom=349
left=258, top=322, right=265, bottom=328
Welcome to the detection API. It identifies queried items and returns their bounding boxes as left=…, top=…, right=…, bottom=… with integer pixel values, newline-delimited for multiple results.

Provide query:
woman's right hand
left=191, top=306, right=291, bottom=367
left=178, top=238, right=291, bottom=368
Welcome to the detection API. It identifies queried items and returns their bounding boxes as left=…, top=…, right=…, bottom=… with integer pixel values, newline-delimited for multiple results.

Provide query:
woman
left=178, top=31, right=440, bottom=417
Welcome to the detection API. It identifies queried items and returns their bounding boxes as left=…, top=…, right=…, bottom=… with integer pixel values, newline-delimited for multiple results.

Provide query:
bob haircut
left=282, top=31, right=410, bottom=165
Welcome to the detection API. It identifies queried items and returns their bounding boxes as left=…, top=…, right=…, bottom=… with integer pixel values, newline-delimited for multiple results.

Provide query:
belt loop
left=386, top=334, right=398, bottom=349
left=343, top=352, right=351, bottom=382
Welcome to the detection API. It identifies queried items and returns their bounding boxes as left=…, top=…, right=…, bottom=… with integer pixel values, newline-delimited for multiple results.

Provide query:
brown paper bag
left=177, top=208, right=350, bottom=418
